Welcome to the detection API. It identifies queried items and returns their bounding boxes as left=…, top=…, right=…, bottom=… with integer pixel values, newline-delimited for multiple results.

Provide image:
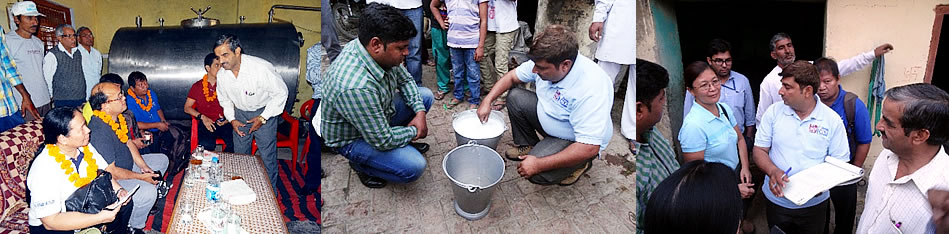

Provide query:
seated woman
left=643, top=160, right=743, bottom=234
left=28, top=107, right=132, bottom=233
left=184, top=53, right=234, bottom=152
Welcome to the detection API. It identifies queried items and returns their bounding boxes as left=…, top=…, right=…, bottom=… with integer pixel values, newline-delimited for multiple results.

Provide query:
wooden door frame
left=925, top=5, right=949, bottom=84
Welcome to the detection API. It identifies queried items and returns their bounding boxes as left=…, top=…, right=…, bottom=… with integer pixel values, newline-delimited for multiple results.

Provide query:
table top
left=167, top=152, right=288, bottom=234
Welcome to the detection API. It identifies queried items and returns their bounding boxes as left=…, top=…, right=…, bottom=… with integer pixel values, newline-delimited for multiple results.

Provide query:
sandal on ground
left=443, top=98, right=464, bottom=110
left=434, top=90, right=449, bottom=100
left=558, top=159, right=594, bottom=186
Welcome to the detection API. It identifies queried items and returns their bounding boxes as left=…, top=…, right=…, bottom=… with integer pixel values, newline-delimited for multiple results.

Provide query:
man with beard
left=755, top=33, right=892, bottom=125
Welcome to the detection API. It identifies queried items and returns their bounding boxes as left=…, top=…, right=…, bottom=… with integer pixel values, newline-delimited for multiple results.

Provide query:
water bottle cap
left=212, top=157, right=219, bottom=163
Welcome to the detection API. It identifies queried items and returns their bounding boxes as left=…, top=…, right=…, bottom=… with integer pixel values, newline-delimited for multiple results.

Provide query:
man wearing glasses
left=43, top=24, right=85, bottom=108
left=684, top=39, right=755, bottom=139
left=77, top=26, right=102, bottom=99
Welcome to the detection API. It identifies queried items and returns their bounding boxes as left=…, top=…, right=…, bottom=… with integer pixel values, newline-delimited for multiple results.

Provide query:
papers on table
left=782, top=157, right=864, bottom=206
left=220, top=179, right=257, bottom=205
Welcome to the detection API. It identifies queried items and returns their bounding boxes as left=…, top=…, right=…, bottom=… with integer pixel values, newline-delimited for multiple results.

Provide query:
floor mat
left=146, top=159, right=321, bottom=232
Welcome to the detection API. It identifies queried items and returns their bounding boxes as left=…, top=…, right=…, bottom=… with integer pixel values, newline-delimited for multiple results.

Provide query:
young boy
left=432, top=0, right=487, bottom=109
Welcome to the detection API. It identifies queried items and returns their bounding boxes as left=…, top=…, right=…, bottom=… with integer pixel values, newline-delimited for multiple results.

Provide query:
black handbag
left=65, top=169, right=118, bottom=214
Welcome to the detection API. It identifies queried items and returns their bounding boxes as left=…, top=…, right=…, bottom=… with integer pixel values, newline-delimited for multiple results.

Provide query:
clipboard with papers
left=781, top=157, right=864, bottom=206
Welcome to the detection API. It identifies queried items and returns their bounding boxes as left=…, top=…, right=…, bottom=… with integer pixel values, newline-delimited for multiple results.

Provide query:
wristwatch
left=258, top=116, right=267, bottom=124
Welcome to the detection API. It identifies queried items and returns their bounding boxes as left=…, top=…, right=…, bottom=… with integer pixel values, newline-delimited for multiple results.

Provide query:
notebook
left=782, top=157, right=864, bottom=206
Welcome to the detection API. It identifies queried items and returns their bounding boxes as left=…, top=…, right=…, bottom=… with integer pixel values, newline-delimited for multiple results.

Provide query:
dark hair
left=769, top=32, right=791, bottom=52
left=42, top=107, right=80, bottom=145
left=77, top=26, right=91, bottom=35
left=204, top=52, right=217, bottom=67
left=780, top=61, right=820, bottom=95
left=884, top=83, right=949, bottom=145
left=527, top=24, right=579, bottom=65
left=683, top=61, right=711, bottom=90
left=214, top=34, right=242, bottom=52
left=89, top=89, right=109, bottom=111
left=707, top=38, right=732, bottom=58
left=358, top=3, right=417, bottom=48
left=814, top=57, right=840, bottom=80
left=643, top=160, right=743, bottom=234
left=636, top=59, right=669, bottom=111
left=127, top=71, right=147, bottom=88
left=99, top=73, right=124, bottom=86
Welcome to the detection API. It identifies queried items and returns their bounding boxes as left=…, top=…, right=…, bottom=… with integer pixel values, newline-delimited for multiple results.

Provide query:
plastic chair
left=298, top=99, right=316, bottom=173
left=251, top=111, right=300, bottom=175
left=191, top=117, right=227, bottom=152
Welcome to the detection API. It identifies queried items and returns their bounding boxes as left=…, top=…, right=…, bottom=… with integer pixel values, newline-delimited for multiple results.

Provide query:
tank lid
left=181, top=6, right=219, bottom=28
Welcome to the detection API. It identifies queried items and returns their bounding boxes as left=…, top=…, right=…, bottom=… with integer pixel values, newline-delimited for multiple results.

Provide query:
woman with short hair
left=27, top=107, right=131, bottom=234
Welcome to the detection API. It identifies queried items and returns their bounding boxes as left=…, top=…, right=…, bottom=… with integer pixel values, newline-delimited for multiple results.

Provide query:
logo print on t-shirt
left=552, top=90, right=569, bottom=108
left=809, top=124, right=829, bottom=137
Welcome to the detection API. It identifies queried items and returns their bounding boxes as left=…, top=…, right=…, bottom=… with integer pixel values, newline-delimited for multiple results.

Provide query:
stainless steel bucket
left=452, top=110, right=506, bottom=150
left=442, top=142, right=505, bottom=220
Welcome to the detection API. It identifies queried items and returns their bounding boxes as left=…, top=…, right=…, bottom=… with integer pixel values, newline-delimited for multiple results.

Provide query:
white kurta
left=593, top=0, right=635, bottom=65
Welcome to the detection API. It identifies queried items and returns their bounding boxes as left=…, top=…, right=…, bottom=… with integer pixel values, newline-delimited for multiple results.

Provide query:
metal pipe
left=268, top=4, right=320, bottom=23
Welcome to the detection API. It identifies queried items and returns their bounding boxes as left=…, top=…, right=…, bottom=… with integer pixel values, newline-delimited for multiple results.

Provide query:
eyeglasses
left=710, top=58, right=733, bottom=65
left=61, top=34, right=79, bottom=38
left=106, top=95, right=126, bottom=103
left=694, top=78, right=722, bottom=91
left=80, top=34, right=94, bottom=38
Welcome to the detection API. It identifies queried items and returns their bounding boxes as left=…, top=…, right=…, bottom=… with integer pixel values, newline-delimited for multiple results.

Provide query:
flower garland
left=202, top=74, right=217, bottom=102
left=47, top=144, right=98, bottom=188
left=128, top=88, right=153, bottom=112
left=93, top=110, right=129, bottom=143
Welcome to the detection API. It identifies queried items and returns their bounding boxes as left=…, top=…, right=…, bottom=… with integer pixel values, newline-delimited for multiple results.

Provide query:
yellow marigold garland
left=128, top=88, right=153, bottom=112
left=93, top=110, right=129, bottom=143
left=47, top=144, right=98, bottom=188
left=202, top=74, right=217, bottom=102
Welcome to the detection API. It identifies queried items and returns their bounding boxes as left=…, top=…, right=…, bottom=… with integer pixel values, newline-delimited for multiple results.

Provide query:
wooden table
left=167, top=152, right=289, bottom=233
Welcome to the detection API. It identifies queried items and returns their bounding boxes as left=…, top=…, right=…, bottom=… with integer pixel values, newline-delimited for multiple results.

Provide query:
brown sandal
left=434, top=90, right=449, bottom=100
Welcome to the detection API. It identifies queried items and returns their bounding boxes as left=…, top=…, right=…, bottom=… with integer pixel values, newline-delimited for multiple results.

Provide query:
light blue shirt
left=679, top=102, right=739, bottom=169
left=684, top=71, right=756, bottom=133
left=755, top=98, right=850, bottom=209
left=515, top=53, right=613, bottom=150
left=306, top=44, right=323, bottom=99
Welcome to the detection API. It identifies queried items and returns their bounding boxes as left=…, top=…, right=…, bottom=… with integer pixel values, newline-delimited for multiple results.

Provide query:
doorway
left=674, top=0, right=827, bottom=102
left=925, top=5, right=949, bottom=92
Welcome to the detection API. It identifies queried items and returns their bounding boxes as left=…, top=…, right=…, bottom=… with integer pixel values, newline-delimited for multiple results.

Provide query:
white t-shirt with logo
left=5, top=30, right=51, bottom=107
left=486, top=0, right=518, bottom=33
left=27, top=145, right=109, bottom=226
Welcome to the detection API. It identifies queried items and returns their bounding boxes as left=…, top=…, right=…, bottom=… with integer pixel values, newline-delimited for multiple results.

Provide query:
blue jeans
left=401, top=7, right=424, bottom=85
left=0, top=111, right=25, bottom=133
left=450, top=48, right=481, bottom=104
left=339, top=87, right=434, bottom=183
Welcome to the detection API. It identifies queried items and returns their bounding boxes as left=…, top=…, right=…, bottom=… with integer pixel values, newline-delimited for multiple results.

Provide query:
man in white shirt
left=44, top=24, right=86, bottom=108
left=754, top=61, right=850, bottom=233
left=7, top=1, right=50, bottom=120
left=589, top=0, right=636, bottom=143
left=478, top=0, right=518, bottom=110
left=856, top=83, right=949, bottom=234
left=367, top=0, right=424, bottom=85
left=478, top=25, right=613, bottom=186
left=213, top=34, right=289, bottom=190
left=755, top=32, right=893, bottom=125
left=76, top=26, right=102, bottom=99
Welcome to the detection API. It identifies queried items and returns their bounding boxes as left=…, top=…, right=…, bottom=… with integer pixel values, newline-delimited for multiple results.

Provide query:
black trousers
left=196, top=119, right=235, bottom=153
left=824, top=183, right=858, bottom=234
left=766, top=199, right=829, bottom=234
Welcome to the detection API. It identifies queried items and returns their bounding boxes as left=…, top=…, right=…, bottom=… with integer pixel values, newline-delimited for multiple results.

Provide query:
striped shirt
left=0, top=27, right=23, bottom=118
left=635, top=128, right=679, bottom=234
left=321, top=40, right=426, bottom=150
left=446, top=0, right=485, bottom=48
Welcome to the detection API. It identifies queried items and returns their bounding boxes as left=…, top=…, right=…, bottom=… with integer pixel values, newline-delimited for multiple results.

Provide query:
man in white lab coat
left=589, top=0, right=636, bottom=144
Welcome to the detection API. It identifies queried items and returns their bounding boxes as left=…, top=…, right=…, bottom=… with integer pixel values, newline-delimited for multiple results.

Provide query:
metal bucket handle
left=458, top=140, right=484, bottom=193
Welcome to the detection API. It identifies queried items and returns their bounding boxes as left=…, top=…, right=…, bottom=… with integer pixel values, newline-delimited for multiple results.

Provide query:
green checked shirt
left=321, top=40, right=426, bottom=151
left=634, top=128, right=679, bottom=234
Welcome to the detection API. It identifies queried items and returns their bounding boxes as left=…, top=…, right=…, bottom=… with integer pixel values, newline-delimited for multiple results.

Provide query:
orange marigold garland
left=128, top=88, right=153, bottom=112
left=93, top=110, right=130, bottom=143
left=47, top=144, right=98, bottom=188
left=202, top=74, right=217, bottom=102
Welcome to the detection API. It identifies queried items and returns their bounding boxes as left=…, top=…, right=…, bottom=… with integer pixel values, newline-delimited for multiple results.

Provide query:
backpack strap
left=844, top=91, right=858, bottom=162
left=718, top=103, right=731, bottom=122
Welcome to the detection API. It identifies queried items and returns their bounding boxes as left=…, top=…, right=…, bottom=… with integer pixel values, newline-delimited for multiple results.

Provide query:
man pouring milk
left=477, top=25, right=614, bottom=186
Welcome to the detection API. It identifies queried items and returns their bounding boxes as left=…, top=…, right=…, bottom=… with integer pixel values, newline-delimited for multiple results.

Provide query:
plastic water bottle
left=206, top=157, right=221, bottom=202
